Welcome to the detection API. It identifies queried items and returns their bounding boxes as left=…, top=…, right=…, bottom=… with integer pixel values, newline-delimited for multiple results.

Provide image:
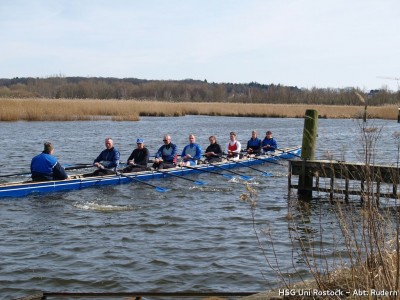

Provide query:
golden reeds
left=0, top=98, right=399, bottom=121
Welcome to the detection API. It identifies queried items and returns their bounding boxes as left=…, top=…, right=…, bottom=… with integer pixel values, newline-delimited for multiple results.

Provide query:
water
left=1, top=116, right=400, bottom=298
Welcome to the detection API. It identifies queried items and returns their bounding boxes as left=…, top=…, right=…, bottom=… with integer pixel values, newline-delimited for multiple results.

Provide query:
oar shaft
left=157, top=170, right=197, bottom=183
left=276, top=148, right=302, bottom=158
left=250, top=156, right=286, bottom=166
left=234, top=160, right=266, bottom=173
left=182, top=165, right=231, bottom=177
left=0, top=172, right=30, bottom=178
left=65, top=164, right=93, bottom=171
left=0, top=163, right=94, bottom=178
left=119, top=173, right=169, bottom=192
left=207, top=162, right=245, bottom=176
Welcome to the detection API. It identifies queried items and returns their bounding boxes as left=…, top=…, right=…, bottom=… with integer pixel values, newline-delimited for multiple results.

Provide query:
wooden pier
left=289, top=159, right=400, bottom=203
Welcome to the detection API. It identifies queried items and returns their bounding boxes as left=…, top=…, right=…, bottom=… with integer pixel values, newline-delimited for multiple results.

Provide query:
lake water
left=1, top=116, right=400, bottom=298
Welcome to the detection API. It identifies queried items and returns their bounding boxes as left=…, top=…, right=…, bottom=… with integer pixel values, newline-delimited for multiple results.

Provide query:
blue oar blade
left=222, top=174, right=234, bottom=179
left=155, top=187, right=170, bottom=193
left=194, top=180, right=207, bottom=185
left=262, top=172, right=274, bottom=177
left=240, top=175, right=254, bottom=181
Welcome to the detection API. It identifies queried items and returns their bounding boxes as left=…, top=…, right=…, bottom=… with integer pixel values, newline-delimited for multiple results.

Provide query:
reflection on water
left=1, top=116, right=400, bottom=297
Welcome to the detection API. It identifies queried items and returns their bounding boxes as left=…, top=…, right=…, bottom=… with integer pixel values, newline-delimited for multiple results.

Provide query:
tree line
left=0, top=76, right=398, bottom=106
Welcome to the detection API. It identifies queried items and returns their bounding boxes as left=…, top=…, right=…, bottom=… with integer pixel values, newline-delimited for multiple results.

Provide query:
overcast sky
left=1, top=0, right=399, bottom=91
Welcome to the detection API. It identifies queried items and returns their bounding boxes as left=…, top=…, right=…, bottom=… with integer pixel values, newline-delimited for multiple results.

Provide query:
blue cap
left=136, top=138, right=144, bottom=143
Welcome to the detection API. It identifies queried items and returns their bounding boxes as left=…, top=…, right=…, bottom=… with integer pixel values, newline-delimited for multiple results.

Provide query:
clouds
left=1, top=0, right=399, bottom=90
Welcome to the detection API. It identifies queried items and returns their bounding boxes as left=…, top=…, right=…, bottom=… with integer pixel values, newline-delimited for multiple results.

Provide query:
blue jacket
left=247, top=138, right=262, bottom=154
left=181, top=143, right=202, bottom=162
left=94, top=147, right=120, bottom=170
left=261, top=137, right=277, bottom=152
left=155, top=143, right=178, bottom=163
left=31, top=152, right=68, bottom=181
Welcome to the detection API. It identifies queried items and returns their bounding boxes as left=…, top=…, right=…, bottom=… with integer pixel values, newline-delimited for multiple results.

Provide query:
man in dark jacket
left=123, top=138, right=150, bottom=173
left=85, top=137, right=120, bottom=177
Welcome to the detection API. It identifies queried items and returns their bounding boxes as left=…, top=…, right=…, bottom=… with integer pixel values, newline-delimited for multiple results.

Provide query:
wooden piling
left=297, top=109, right=318, bottom=200
left=398, top=107, right=400, bottom=123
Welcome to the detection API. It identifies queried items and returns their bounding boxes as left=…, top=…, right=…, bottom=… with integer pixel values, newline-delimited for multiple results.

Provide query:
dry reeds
left=0, top=98, right=140, bottom=121
left=1, top=98, right=399, bottom=121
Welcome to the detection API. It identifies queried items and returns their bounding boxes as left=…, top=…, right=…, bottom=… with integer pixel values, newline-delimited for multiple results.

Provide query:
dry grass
left=0, top=98, right=399, bottom=121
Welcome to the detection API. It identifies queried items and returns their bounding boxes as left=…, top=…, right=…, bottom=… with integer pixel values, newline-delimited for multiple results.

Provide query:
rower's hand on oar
left=182, top=154, right=192, bottom=160
left=128, top=159, right=135, bottom=165
left=94, top=162, right=104, bottom=169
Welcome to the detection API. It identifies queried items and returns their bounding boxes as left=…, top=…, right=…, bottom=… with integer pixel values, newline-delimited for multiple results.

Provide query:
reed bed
left=0, top=98, right=398, bottom=121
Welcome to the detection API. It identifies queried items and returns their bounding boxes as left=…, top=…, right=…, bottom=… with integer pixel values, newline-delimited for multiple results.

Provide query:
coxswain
left=31, top=142, right=68, bottom=181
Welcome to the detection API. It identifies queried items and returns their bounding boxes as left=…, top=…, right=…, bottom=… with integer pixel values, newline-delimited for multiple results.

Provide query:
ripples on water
left=1, top=116, right=400, bottom=298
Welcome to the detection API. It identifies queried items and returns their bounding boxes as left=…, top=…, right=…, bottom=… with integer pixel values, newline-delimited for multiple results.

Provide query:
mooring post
left=298, top=109, right=318, bottom=200
left=398, top=107, right=400, bottom=123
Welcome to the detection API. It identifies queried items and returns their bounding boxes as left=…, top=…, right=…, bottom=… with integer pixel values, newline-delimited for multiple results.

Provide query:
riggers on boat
left=0, top=147, right=301, bottom=198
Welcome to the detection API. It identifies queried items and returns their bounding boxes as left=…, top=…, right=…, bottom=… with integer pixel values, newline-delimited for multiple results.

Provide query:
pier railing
left=289, top=159, right=400, bottom=203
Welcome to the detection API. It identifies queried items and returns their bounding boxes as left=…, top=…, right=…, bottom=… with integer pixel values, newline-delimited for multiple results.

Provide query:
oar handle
left=64, top=164, right=94, bottom=171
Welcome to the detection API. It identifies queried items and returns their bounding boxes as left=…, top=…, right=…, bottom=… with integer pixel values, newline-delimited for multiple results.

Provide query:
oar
left=65, top=164, right=94, bottom=170
left=0, top=164, right=94, bottom=178
left=231, top=159, right=273, bottom=177
left=202, top=160, right=253, bottom=181
left=247, top=155, right=287, bottom=167
left=118, top=173, right=170, bottom=193
left=181, top=165, right=234, bottom=179
left=157, top=169, right=206, bottom=185
left=276, top=148, right=302, bottom=159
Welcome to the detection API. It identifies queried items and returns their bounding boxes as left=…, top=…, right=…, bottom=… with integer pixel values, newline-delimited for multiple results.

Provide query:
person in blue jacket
left=152, top=135, right=178, bottom=170
left=85, top=137, right=120, bottom=177
left=262, top=131, right=278, bottom=153
left=180, top=134, right=202, bottom=166
left=246, top=130, right=262, bottom=155
left=31, top=142, right=68, bottom=181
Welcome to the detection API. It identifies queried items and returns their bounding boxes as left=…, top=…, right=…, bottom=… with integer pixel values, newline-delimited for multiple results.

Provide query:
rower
left=225, top=131, right=242, bottom=161
left=179, top=134, right=202, bottom=166
left=204, top=135, right=223, bottom=163
left=246, top=130, right=262, bottom=155
left=261, top=131, right=278, bottom=153
left=152, top=135, right=178, bottom=170
left=31, top=142, right=68, bottom=181
left=84, top=137, right=120, bottom=177
left=122, top=138, right=150, bottom=173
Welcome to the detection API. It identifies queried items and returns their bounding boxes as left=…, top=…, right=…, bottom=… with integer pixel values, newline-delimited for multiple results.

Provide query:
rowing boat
left=0, top=147, right=301, bottom=198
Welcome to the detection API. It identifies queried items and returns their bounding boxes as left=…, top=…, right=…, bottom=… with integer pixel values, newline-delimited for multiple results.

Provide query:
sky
left=1, top=0, right=399, bottom=91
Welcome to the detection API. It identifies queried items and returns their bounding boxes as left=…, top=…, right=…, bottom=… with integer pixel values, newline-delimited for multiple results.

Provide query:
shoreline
left=0, top=98, right=398, bottom=121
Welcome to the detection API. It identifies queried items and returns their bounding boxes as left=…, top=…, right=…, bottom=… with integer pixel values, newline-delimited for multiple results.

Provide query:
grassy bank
left=0, top=98, right=398, bottom=121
